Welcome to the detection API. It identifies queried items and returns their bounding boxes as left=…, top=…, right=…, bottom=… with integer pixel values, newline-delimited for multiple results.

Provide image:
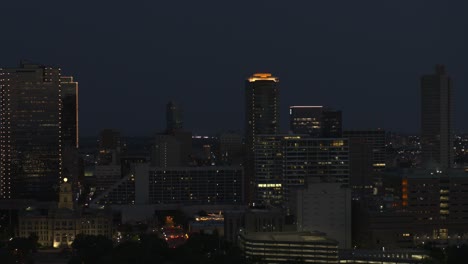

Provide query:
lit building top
left=247, top=73, right=279, bottom=83
left=290, top=106, right=323, bottom=108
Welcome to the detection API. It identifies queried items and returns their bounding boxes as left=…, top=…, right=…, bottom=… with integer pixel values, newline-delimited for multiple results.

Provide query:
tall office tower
left=245, top=73, right=280, bottom=203
left=289, top=106, right=323, bottom=136
left=348, top=137, right=374, bottom=195
left=0, top=62, right=63, bottom=200
left=97, top=129, right=121, bottom=165
left=282, top=137, right=349, bottom=203
left=289, top=106, right=342, bottom=138
left=344, top=129, right=386, bottom=171
left=61, top=76, right=79, bottom=148
left=166, top=101, right=183, bottom=132
left=150, top=134, right=182, bottom=167
left=421, top=65, right=453, bottom=169
left=253, top=135, right=284, bottom=205
left=254, top=135, right=349, bottom=206
left=322, top=109, right=342, bottom=138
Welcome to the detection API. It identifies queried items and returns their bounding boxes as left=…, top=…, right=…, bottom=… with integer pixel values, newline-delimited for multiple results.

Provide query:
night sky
left=2, top=1, right=467, bottom=136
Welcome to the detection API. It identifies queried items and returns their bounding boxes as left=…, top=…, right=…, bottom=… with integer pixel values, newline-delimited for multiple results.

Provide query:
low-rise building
left=239, top=231, right=339, bottom=264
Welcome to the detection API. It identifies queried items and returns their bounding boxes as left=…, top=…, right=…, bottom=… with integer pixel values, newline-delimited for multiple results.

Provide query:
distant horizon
left=3, top=1, right=468, bottom=136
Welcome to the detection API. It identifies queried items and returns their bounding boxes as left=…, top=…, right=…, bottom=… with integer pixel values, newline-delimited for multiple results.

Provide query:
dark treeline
left=68, top=233, right=244, bottom=264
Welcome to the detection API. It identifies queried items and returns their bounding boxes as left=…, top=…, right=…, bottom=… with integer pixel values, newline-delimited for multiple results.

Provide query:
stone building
left=18, top=178, right=113, bottom=248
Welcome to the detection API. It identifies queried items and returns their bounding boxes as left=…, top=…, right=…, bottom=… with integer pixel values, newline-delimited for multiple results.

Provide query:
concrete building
left=339, top=249, right=431, bottom=264
left=91, top=164, right=243, bottom=206
left=354, top=168, right=468, bottom=249
left=254, top=135, right=349, bottom=206
left=402, top=168, right=468, bottom=246
left=421, top=65, right=453, bottom=168
left=239, top=231, right=339, bottom=264
left=294, top=183, right=352, bottom=249
left=224, top=207, right=289, bottom=244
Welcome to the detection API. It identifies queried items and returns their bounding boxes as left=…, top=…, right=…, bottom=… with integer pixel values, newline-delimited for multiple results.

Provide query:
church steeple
left=58, top=178, right=74, bottom=210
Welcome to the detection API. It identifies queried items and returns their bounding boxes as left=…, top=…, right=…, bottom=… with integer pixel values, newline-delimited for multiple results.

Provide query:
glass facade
left=1, top=63, right=63, bottom=200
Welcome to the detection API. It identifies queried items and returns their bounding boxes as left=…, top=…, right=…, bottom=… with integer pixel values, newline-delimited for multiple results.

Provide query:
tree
left=70, top=234, right=113, bottom=264
left=27, top=232, right=38, bottom=252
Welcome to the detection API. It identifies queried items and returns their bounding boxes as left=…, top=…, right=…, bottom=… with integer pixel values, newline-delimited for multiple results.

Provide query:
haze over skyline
left=2, top=0, right=467, bottom=136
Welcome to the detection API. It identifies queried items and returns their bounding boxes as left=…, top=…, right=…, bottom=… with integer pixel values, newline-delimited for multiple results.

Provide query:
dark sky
left=2, top=1, right=467, bottom=136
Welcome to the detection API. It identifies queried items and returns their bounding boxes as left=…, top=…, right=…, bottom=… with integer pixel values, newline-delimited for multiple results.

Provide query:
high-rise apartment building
left=421, top=65, right=453, bottom=168
left=289, top=106, right=342, bottom=137
left=245, top=73, right=280, bottom=203
left=0, top=62, right=68, bottom=200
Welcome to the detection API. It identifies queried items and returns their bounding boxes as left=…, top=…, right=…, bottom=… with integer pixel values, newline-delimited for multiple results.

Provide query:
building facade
left=245, top=73, right=280, bottom=203
left=254, top=135, right=349, bottom=206
left=18, top=178, right=112, bottom=248
left=239, top=231, right=339, bottom=264
left=60, top=76, right=79, bottom=149
left=420, top=65, right=453, bottom=168
left=289, top=106, right=342, bottom=138
left=294, top=183, right=352, bottom=249
left=344, top=130, right=386, bottom=171
left=91, top=164, right=243, bottom=206
left=166, top=101, right=183, bottom=132
left=0, top=62, right=65, bottom=200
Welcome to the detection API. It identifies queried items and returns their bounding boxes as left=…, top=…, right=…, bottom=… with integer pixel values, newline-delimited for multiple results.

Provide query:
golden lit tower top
left=247, top=73, right=279, bottom=83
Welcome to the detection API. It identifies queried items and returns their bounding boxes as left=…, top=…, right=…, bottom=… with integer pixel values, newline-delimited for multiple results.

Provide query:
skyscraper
left=343, top=129, right=386, bottom=171
left=254, top=135, right=349, bottom=206
left=245, top=73, right=280, bottom=203
left=289, top=106, right=342, bottom=137
left=0, top=62, right=64, bottom=200
left=420, top=65, right=453, bottom=168
left=166, top=101, right=183, bottom=132
left=289, top=106, right=323, bottom=137
left=61, top=76, right=79, bottom=148
left=322, top=109, right=342, bottom=138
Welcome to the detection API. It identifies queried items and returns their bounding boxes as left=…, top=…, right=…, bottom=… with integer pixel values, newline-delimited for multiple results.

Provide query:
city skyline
left=2, top=1, right=468, bottom=136
left=2, top=2, right=468, bottom=263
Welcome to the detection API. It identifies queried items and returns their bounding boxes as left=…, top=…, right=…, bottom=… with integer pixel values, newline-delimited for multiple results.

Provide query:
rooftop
left=240, top=231, right=337, bottom=244
left=247, top=73, right=279, bottom=83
